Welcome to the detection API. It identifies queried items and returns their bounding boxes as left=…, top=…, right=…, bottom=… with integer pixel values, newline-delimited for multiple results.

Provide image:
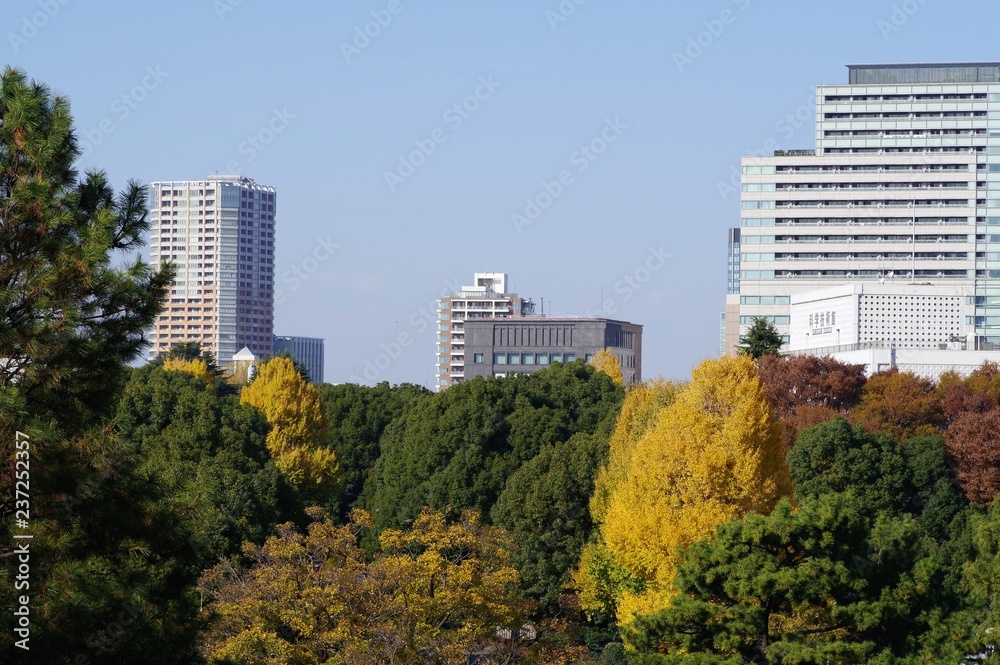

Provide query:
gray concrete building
left=462, top=317, right=642, bottom=385
left=273, top=335, right=325, bottom=383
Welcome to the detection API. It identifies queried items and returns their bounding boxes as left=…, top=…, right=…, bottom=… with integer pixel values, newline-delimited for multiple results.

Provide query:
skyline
left=5, top=0, right=1000, bottom=387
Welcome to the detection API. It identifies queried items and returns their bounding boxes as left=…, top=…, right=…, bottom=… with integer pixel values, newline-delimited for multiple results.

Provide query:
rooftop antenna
left=541, top=298, right=544, bottom=317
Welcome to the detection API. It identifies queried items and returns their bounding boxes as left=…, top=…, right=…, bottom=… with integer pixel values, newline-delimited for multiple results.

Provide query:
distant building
left=273, top=335, right=325, bottom=383
left=436, top=273, right=535, bottom=391
left=724, top=62, right=1000, bottom=356
left=785, top=283, right=1000, bottom=380
left=788, top=283, right=969, bottom=353
left=462, top=317, right=643, bottom=385
left=147, top=175, right=276, bottom=365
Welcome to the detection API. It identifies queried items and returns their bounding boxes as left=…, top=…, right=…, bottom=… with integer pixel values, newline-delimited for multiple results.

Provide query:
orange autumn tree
left=582, top=356, right=791, bottom=628
left=946, top=409, right=1000, bottom=505
left=853, top=368, right=944, bottom=440
left=756, top=354, right=867, bottom=451
left=241, top=356, right=339, bottom=501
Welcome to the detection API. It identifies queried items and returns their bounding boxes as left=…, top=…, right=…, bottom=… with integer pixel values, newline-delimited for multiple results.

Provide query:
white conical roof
left=232, top=346, right=256, bottom=361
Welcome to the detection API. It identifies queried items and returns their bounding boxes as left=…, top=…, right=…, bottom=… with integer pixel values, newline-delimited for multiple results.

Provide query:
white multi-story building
left=148, top=175, right=276, bottom=365
left=725, top=63, right=1000, bottom=356
left=788, top=283, right=970, bottom=351
left=436, top=273, right=535, bottom=390
left=786, top=283, right=1000, bottom=379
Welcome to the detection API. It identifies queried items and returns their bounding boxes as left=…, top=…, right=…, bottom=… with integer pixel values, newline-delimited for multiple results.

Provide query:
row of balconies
left=766, top=236, right=969, bottom=244
left=770, top=218, right=970, bottom=226
left=775, top=200, right=973, bottom=208
left=774, top=183, right=971, bottom=191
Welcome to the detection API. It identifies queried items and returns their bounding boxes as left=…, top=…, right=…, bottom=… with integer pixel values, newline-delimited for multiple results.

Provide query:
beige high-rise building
left=147, top=175, right=276, bottom=365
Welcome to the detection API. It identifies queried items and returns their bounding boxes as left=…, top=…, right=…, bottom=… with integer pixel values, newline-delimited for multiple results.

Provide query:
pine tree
left=0, top=68, right=199, bottom=663
left=738, top=316, right=783, bottom=359
left=0, top=68, right=172, bottom=429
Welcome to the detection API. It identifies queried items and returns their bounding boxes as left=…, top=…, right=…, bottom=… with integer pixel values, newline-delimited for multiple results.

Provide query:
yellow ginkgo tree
left=162, top=356, right=213, bottom=385
left=589, top=348, right=624, bottom=385
left=240, top=356, right=339, bottom=500
left=198, top=508, right=525, bottom=665
left=579, top=356, right=791, bottom=629
left=577, top=379, right=684, bottom=620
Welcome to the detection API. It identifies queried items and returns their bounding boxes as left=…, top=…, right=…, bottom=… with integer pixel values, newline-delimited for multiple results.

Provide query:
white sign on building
left=790, top=283, right=971, bottom=352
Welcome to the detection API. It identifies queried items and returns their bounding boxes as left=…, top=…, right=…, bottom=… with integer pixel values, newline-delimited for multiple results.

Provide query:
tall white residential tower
left=148, top=175, right=276, bottom=365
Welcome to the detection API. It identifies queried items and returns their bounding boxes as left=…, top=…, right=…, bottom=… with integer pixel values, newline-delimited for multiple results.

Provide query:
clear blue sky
left=5, top=0, right=998, bottom=386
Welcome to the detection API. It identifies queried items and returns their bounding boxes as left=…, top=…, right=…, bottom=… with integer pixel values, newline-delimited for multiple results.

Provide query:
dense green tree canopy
left=788, top=417, right=912, bottom=515
left=627, top=494, right=974, bottom=664
left=492, top=432, right=607, bottom=609
left=364, top=362, right=624, bottom=533
left=788, top=418, right=965, bottom=536
left=316, top=381, right=430, bottom=519
left=116, top=365, right=292, bottom=566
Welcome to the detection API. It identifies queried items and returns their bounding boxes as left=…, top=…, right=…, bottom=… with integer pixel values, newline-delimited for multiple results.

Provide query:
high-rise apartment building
left=725, top=63, right=1000, bottom=355
left=273, top=335, right=325, bottom=383
left=148, top=175, right=276, bottom=365
left=436, top=273, right=535, bottom=390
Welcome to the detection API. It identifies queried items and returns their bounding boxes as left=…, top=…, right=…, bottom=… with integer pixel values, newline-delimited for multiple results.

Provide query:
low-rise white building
left=789, top=283, right=971, bottom=352
left=787, top=283, right=1000, bottom=378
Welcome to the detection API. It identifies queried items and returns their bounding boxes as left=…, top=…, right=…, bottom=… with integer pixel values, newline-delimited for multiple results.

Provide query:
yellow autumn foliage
left=596, top=356, right=791, bottom=626
left=162, top=357, right=212, bottom=385
left=590, top=379, right=686, bottom=527
left=240, top=356, right=339, bottom=498
left=200, top=508, right=525, bottom=665
left=590, top=348, right=624, bottom=386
